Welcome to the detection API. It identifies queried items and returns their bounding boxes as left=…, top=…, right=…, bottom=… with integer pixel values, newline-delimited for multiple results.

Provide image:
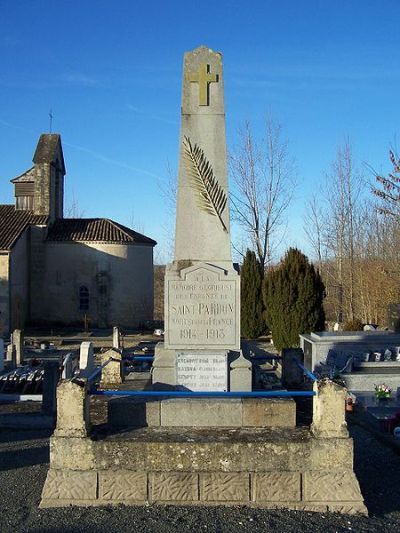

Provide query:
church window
left=79, top=286, right=89, bottom=310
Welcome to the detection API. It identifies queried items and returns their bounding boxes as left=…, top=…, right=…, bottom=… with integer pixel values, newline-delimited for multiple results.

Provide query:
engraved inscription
left=167, top=266, right=238, bottom=348
left=177, top=352, right=227, bottom=391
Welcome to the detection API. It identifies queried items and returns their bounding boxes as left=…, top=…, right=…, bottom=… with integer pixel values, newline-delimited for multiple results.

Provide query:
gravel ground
left=1, top=419, right=400, bottom=532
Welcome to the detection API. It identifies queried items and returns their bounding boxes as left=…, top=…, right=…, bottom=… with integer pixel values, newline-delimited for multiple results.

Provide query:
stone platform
left=108, top=397, right=296, bottom=428
left=41, top=426, right=366, bottom=513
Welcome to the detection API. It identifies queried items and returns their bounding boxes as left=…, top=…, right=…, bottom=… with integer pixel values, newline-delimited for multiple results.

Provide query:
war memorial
left=32, top=46, right=367, bottom=513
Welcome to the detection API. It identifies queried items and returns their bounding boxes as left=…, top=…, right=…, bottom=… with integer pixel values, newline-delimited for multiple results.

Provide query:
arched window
left=79, top=286, right=89, bottom=311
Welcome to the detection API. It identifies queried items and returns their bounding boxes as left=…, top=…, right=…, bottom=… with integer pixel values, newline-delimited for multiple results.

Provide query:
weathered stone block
left=303, top=471, right=364, bottom=502
left=145, top=436, right=310, bottom=473
left=309, top=438, right=353, bottom=470
left=95, top=441, right=146, bottom=470
left=160, top=398, right=242, bottom=427
left=50, top=436, right=95, bottom=470
left=312, top=380, right=348, bottom=438
left=41, top=470, right=97, bottom=501
left=99, top=471, right=147, bottom=501
left=252, top=472, right=301, bottom=502
left=150, top=473, right=198, bottom=501
left=242, top=398, right=296, bottom=428
left=200, top=473, right=249, bottom=501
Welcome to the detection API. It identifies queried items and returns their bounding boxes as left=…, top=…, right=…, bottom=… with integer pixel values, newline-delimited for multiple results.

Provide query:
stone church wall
left=9, top=229, right=30, bottom=330
left=33, top=241, right=154, bottom=328
left=0, top=253, right=10, bottom=335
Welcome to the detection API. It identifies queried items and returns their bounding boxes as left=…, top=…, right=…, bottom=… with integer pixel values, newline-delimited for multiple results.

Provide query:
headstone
left=281, top=348, right=304, bottom=388
left=6, top=343, right=16, bottom=366
left=79, top=341, right=95, bottom=378
left=363, top=324, right=376, bottom=331
left=42, top=361, right=60, bottom=416
left=13, top=329, right=24, bottom=366
left=0, top=338, right=4, bottom=372
left=100, top=348, right=123, bottom=387
left=62, top=352, right=78, bottom=379
left=153, top=45, right=245, bottom=391
left=112, top=326, right=120, bottom=350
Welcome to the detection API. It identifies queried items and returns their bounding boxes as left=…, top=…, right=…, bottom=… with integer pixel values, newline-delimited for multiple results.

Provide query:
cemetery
left=2, top=42, right=400, bottom=529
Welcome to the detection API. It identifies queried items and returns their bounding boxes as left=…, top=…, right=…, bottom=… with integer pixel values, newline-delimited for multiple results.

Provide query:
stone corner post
left=54, top=379, right=90, bottom=437
left=311, top=379, right=348, bottom=438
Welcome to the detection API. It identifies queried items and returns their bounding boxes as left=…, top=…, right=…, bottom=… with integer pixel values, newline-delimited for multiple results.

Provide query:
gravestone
left=112, top=326, right=120, bottom=350
left=13, top=329, right=24, bottom=366
left=6, top=343, right=15, bottom=366
left=0, top=338, right=4, bottom=372
left=79, top=341, right=95, bottom=378
left=153, top=45, right=249, bottom=391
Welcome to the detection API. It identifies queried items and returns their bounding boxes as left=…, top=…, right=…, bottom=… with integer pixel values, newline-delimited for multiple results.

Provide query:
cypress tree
left=263, top=248, right=325, bottom=351
left=240, top=249, right=265, bottom=338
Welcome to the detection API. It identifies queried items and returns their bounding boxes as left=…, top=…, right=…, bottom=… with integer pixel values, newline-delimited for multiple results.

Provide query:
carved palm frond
left=182, top=135, right=228, bottom=232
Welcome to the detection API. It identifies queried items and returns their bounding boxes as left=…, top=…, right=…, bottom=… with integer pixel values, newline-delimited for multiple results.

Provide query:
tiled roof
left=11, top=167, right=35, bottom=183
left=46, top=218, right=156, bottom=245
left=0, top=205, right=48, bottom=251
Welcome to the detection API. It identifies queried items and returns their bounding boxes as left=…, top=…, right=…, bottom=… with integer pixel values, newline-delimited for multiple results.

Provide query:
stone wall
left=32, top=241, right=154, bottom=328
left=0, top=252, right=10, bottom=335
left=9, top=229, right=29, bottom=330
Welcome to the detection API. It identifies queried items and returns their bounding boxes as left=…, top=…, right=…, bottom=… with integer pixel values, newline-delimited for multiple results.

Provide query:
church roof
left=11, top=167, right=35, bottom=183
left=46, top=218, right=157, bottom=245
left=33, top=134, right=66, bottom=174
left=0, top=205, right=48, bottom=251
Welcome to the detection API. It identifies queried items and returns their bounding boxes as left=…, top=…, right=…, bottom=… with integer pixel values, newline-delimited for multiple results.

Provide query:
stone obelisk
left=153, top=45, right=249, bottom=391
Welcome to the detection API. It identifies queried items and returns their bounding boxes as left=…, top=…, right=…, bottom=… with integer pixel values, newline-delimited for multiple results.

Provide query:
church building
left=0, top=134, right=156, bottom=335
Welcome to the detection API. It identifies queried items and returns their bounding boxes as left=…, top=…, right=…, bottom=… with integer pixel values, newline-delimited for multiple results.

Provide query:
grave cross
left=188, top=63, right=218, bottom=106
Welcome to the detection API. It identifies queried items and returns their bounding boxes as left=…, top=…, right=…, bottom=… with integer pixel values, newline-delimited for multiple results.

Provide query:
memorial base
left=152, top=343, right=252, bottom=391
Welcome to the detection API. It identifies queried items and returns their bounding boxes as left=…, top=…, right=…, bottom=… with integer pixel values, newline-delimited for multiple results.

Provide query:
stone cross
left=187, top=62, right=218, bottom=106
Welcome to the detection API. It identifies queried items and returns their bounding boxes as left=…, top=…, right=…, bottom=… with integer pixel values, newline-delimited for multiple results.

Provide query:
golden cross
left=188, top=63, right=218, bottom=106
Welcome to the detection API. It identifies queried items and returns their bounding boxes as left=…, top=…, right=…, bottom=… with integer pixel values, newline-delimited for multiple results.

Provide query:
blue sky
left=1, top=0, right=400, bottom=262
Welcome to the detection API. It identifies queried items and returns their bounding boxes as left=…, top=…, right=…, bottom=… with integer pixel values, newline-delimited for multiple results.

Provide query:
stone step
left=108, top=397, right=296, bottom=429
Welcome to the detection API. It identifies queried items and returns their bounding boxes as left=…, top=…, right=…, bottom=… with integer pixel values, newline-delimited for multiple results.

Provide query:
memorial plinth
left=153, top=45, right=250, bottom=391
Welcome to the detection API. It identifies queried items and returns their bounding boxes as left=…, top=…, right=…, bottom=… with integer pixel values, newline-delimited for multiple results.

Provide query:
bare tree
left=157, top=160, right=177, bottom=263
left=65, top=190, right=85, bottom=218
left=373, top=150, right=400, bottom=218
left=229, top=118, right=296, bottom=271
left=303, top=194, right=326, bottom=273
left=324, top=141, right=363, bottom=321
